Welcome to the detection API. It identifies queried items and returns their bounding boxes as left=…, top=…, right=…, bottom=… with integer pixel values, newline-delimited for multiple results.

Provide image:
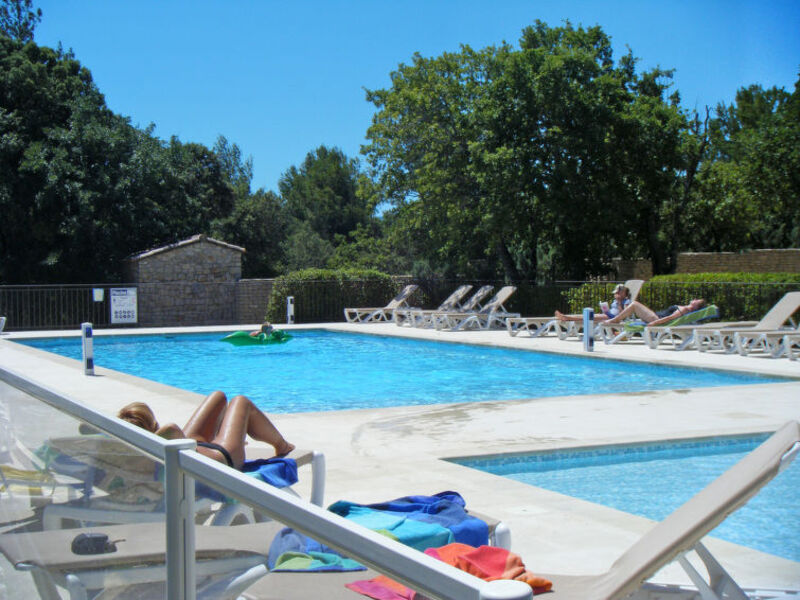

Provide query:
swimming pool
left=452, top=435, right=800, bottom=561
left=18, top=330, right=783, bottom=414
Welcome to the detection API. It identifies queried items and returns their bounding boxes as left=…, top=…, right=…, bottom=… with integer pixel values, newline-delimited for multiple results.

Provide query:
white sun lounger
left=732, top=328, right=800, bottom=358
left=38, top=435, right=325, bottom=529
left=0, top=508, right=512, bottom=600
left=394, top=284, right=474, bottom=328
left=0, top=521, right=279, bottom=600
left=694, top=292, right=800, bottom=353
left=401, top=285, right=495, bottom=329
left=643, top=320, right=756, bottom=351
left=432, top=286, right=519, bottom=331
left=343, top=284, right=419, bottom=323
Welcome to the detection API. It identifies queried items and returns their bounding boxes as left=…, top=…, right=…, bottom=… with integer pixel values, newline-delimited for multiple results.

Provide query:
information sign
left=110, top=288, right=138, bottom=324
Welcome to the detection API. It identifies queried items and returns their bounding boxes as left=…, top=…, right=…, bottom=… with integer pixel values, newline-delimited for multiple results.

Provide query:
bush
left=265, top=268, right=398, bottom=323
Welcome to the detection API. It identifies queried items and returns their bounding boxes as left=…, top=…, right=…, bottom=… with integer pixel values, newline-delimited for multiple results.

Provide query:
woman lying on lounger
left=555, top=283, right=631, bottom=323
left=604, top=298, right=706, bottom=327
left=117, top=391, right=294, bottom=470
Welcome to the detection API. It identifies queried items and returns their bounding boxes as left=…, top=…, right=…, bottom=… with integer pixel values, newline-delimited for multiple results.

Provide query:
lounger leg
left=66, top=574, right=90, bottom=600
left=643, top=329, right=660, bottom=349
left=675, top=333, right=695, bottom=351
left=24, top=567, right=63, bottom=600
left=491, top=521, right=512, bottom=550
left=678, top=542, right=749, bottom=600
left=310, top=451, right=326, bottom=507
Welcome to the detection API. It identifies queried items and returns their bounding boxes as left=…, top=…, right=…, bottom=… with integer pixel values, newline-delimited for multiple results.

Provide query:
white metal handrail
left=0, top=366, right=533, bottom=600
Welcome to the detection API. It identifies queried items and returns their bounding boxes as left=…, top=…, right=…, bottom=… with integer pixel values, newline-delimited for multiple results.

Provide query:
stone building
left=124, top=235, right=247, bottom=326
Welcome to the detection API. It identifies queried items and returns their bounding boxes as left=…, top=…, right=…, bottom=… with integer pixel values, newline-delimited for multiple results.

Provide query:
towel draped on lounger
left=346, top=542, right=553, bottom=599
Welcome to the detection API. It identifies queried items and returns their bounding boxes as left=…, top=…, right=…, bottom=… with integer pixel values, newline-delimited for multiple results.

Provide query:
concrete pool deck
left=1, top=322, right=799, bottom=594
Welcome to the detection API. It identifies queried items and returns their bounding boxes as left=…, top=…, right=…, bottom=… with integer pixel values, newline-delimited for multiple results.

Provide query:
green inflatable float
left=221, top=329, right=292, bottom=346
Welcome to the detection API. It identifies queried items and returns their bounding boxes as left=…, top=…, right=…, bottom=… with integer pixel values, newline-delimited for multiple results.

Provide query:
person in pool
left=554, top=283, right=632, bottom=323
left=117, top=391, right=295, bottom=470
left=250, top=321, right=274, bottom=337
left=605, top=298, right=707, bottom=327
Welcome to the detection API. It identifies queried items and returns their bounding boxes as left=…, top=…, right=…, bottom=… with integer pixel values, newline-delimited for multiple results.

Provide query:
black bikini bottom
left=196, top=441, right=235, bottom=468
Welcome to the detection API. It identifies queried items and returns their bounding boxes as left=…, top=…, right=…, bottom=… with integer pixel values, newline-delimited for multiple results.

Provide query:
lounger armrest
left=466, top=509, right=512, bottom=549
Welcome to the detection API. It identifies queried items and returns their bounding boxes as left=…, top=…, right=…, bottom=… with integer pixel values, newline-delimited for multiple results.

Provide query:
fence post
left=582, top=308, right=594, bottom=352
left=164, top=439, right=197, bottom=600
left=286, top=296, right=295, bottom=324
left=80, top=322, right=94, bottom=375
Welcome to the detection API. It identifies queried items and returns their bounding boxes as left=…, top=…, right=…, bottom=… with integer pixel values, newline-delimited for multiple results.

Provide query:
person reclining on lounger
left=117, top=391, right=294, bottom=470
left=555, top=283, right=631, bottom=323
left=605, top=298, right=706, bottom=327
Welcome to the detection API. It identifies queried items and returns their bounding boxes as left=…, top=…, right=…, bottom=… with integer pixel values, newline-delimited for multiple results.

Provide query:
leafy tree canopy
left=0, top=36, right=235, bottom=282
left=363, top=21, right=701, bottom=280
left=0, top=0, right=41, bottom=42
left=278, top=145, right=370, bottom=242
left=690, top=79, right=800, bottom=250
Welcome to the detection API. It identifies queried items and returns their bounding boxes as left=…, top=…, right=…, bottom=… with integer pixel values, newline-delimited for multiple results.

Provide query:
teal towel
left=624, top=304, right=719, bottom=332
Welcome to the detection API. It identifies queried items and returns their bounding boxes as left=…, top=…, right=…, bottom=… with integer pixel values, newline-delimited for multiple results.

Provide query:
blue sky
left=35, top=1, right=800, bottom=194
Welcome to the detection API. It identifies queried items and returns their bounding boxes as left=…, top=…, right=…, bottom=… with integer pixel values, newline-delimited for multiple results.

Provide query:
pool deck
left=1, top=322, right=799, bottom=593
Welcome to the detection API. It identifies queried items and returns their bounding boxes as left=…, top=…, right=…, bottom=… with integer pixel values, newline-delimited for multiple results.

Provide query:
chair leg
left=491, top=521, right=511, bottom=550
left=677, top=542, right=749, bottom=600
left=310, top=451, right=326, bottom=507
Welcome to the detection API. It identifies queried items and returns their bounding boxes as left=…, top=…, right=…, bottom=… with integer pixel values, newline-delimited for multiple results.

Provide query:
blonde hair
left=118, top=402, right=159, bottom=433
left=613, top=284, right=630, bottom=297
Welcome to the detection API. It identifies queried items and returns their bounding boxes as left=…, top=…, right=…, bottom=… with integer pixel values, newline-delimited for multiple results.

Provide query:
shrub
left=265, top=268, right=398, bottom=323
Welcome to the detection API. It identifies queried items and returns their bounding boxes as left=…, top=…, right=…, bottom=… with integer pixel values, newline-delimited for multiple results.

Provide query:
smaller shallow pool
left=452, top=435, right=800, bottom=561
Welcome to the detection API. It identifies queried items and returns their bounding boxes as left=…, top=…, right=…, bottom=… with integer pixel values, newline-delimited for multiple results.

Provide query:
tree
left=364, top=44, right=513, bottom=279
left=212, top=189, right=289, bottom=277
left=278, top=145, right=369, bottom=242
left=364, top=21, right=707, bottom=279
left=0, top=0, right=41, bottom=42
left=691, top=79, right=800, bottom=250
left=0, top=36, right=238, bottom=282
left=280, top=220, right=334, bottom=271
left=214, top=134, right=253, bottom=200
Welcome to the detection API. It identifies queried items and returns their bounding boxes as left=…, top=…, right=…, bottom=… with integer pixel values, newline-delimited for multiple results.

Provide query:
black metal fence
left=0, top=285, right=123, bottom=331
left=1, top=280, right=797, bottom=331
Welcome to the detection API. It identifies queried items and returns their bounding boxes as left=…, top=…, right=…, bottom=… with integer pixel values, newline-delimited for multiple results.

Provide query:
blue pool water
left=453, top=435, right=800, bottom=561
left=19, top=330, right=782, bottom=414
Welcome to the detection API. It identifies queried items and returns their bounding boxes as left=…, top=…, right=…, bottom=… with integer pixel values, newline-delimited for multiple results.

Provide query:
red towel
left=346, top=543, right=553, bottom=599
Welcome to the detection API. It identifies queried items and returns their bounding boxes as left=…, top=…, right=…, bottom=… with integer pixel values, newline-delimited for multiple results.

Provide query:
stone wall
left=613, top=249, right=800, bottom=280
left=236, top=279, right=274, bottom=324
left=676, top=249, right=800, bottom=274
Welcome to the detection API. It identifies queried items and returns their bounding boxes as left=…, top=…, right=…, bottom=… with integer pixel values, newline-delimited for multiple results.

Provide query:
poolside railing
left=0, top=366, right=533, bottom=600
left=1, top=280, right=796, bottom=330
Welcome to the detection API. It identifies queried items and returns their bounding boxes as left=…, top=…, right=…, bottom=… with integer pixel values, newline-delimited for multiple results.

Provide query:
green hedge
left=564, top=273, right=800, bottom=321
left=265, top=268, right=398, bottom=323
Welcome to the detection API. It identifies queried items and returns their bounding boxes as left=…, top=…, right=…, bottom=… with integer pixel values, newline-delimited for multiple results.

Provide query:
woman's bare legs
left=179, top=391, right=293, bottom=468
left=211, top=395, right=294, bottom=468
left=555, top=310, right=609, bottom=322
left=605, top=301, right=657, bottom=324
left=182, top=390, right=228, bottom=442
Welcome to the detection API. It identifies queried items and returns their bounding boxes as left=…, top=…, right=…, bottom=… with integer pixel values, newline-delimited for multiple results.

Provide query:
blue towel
left=267, top=527, right=366, bottom=572
left=328, top=491, right=489, bottom=548
left=196, top=458, right=298, bottom=503
left=242, top=457, right=298, bottom=488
